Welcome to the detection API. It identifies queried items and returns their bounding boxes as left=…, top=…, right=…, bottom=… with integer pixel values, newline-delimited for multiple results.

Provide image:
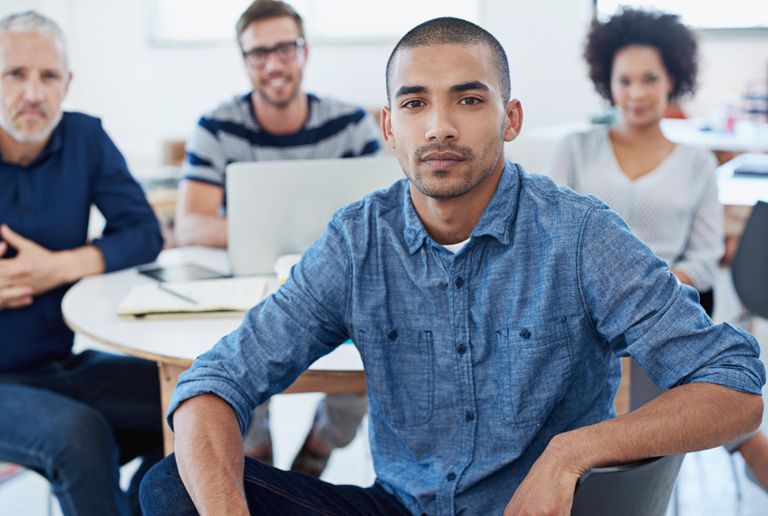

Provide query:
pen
left=157, top=283, right=198, bottom=304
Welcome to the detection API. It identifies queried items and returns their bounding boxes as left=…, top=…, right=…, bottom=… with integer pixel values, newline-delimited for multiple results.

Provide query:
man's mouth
left=16, top=107, right=47, bottom=119
left=421, top=151, right=466, bottom=169
left=265, top=77, right=289, bottom=89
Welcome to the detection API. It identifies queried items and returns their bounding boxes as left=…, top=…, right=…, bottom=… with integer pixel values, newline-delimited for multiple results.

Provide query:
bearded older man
left=0, top=11, right=163, bottom=516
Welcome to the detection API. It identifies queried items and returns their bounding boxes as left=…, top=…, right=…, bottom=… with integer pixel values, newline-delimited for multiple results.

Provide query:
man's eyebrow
left=394, top=85, right=427, bottom=98
left=450, top=81, right=490, bottom=93
left=1, top=66, right=24, bottom=75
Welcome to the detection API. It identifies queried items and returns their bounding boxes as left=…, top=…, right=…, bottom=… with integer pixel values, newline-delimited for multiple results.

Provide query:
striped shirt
left=546, top=127, right=723, bottom=291
left=183, top=92, right=381, bottom=192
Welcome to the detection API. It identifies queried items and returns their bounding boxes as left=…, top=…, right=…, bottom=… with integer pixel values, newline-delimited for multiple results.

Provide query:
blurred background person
left=547, top=7, right=768, bottom=491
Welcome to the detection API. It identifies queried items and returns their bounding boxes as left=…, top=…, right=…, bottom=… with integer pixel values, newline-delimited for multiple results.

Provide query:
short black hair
left=385, top=17, right=510, bottom=105
left=584, top=8, right=698, bottom=103
left=236, top=0, right=304, bottom=45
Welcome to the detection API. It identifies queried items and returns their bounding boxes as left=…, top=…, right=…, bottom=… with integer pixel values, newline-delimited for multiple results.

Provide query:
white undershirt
left=442, top=238, right=470, bottom=254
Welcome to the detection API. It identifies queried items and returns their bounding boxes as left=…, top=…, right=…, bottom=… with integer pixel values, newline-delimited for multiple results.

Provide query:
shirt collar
left=402, top=160, right=522, bottom=254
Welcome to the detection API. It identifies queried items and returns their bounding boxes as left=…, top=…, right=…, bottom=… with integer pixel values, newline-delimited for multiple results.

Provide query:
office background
left=1, top=0, right=766, bottom=172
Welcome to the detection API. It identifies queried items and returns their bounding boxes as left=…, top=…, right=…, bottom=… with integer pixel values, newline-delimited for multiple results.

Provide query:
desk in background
left=62, top=247, right=365, bottom=455
left=660, top=118, right=768, bottom=153
left=717, top=153, right=768, bottom=262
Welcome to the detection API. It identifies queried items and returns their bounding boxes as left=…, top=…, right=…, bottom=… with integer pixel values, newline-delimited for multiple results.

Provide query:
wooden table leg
left=614, top=357, right=632, bottom=416
left=159, top=362, right=187, bottom=456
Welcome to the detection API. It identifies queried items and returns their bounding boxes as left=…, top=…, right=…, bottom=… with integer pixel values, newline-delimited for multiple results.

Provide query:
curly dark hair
left=584, top=8, right=698, bottom=104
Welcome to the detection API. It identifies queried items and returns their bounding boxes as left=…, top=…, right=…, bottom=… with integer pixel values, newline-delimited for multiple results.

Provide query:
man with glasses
left=174, top=0, right=379, bottom=476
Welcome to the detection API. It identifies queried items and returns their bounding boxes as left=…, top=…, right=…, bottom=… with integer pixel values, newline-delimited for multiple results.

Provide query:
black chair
left=571, top=454, right=685, bottom=516
left=732, top=201, right=768, bottom=328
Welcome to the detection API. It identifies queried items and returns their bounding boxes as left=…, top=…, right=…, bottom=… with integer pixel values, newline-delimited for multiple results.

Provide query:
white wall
left=1, top=0, right=766, bottom=172
left=690, top=30, right=768, bottom=120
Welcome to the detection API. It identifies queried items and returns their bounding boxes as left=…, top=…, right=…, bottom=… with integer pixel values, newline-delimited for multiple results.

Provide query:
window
left=149, top=0, right=479, bottom=45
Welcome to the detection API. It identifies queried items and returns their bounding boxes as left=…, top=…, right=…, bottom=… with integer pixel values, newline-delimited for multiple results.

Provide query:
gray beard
left=0, top=110, right=62, bottom=144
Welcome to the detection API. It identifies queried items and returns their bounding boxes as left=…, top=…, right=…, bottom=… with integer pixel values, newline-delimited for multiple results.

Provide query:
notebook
left=117, top=276, right=274, bottom=318
left=226, top=156, right=404, bottom=275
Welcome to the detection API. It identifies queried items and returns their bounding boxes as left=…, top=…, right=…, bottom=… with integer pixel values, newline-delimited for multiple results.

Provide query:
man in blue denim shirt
left=141, top=17, right=765, bottom=516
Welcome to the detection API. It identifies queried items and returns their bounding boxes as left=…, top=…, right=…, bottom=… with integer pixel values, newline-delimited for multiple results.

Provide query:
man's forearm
left=174, top=213, right=228, bottom=248
left=173, top=394, right=249, bottom=516
left=553, top=382, right=763, bottom=472
left=57, top=245, right=105, bottom=284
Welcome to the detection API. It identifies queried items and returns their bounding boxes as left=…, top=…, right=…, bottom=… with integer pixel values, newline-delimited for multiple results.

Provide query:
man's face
left=240, top=17, right=307, bottom=109
left=0, top=30, right=70, bottom=145
left=382, top=43, right=521, bottom=200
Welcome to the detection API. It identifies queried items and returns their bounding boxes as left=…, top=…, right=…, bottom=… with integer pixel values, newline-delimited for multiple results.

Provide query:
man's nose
left=262, top=51, right=286, bottom=73
left=424, top=105, right=458, bottom=143
left=22, top=76, right=45, bottom=103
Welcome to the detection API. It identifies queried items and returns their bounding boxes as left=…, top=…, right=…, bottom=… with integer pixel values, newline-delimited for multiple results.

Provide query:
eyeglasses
left=242, top=38, right=305, bottom=67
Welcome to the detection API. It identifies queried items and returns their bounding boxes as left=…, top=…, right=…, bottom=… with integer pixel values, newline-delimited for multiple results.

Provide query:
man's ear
left=502, top=99, right=523, bottom=143
left=63, top=71, right=73, bottom=98
left=381, top=106, right=396, bottom=150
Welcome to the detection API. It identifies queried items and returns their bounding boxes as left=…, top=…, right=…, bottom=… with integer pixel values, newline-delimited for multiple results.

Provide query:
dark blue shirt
left=0, top=112, right=163, bottom=373
left=170, top=161, right=764, bottom=515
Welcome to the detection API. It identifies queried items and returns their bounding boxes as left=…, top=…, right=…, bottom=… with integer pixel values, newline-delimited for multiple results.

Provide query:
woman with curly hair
left=547, top=7, right=768, bottom=491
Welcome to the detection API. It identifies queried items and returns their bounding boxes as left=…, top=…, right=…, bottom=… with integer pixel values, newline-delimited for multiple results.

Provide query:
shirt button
left=387, top=330, right=398, bottom=341
left=454, top=276, right=464, bottom=288
left=465, top=410, right=475, bottom=422
left=456, top=343, right=467, bottom=355
left=519, top=328, right=531, bottom=339
left=446, top=472, right=456, bottom=481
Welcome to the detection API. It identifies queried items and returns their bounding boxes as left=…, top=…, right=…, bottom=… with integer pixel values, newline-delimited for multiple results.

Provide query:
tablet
left=733, top=163, right=768, bottom=177
left=138, top=263, right=228, bottom=283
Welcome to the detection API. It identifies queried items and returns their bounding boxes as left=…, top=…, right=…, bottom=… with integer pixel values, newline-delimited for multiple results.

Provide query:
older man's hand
left=0, top=224, right=72, bottom=299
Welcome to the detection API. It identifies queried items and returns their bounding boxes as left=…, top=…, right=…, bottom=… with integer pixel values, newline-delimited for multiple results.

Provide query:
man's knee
left=43, top=400, right=118, bottom=476
left=140, top=454, right=195, bottom=515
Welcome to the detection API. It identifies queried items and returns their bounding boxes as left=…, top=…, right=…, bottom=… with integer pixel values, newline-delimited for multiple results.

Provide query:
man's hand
left=0, top=237, right=34, bottom=310
left=0, top=224, right=73, bottom=297
left=504, top=436, right=585, bottom=516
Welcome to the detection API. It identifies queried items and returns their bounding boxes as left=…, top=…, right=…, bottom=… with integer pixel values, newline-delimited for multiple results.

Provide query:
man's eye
left=460, top=97, right=482, bottom=106
left=42, top=72, right=61, bottom=81
left=402, top=100, right=424, bottom=109
left=6, top=69, right=25, bottom=79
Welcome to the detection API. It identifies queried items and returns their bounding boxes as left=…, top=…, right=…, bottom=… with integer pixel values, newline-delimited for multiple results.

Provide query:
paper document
left=118, top=276, right=274, bottom=318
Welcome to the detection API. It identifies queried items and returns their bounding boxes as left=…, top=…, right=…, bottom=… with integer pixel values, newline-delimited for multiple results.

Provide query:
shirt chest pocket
left=496, top=320, right=573, bottom=428
left=357, top=328, right=434, bottom=427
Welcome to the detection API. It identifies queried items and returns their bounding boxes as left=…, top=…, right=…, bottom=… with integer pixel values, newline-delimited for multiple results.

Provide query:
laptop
left=226, top=156, right=404, bottom=276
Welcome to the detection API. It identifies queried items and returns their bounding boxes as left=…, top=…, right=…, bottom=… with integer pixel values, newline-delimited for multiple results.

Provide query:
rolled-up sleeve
left=167, top=218, right=353, bottom=433
left=577, top=204, right=765, bottom=395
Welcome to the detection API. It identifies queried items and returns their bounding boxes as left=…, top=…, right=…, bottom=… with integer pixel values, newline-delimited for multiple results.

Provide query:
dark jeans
left=0, top=350, right=163, bottom=516
left=140, top=454, right=411, bottom=515
left=698, top=288, right=714, bottom=318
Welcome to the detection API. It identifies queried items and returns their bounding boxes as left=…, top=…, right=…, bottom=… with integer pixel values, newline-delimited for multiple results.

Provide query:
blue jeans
left=0, top=350, right=163, bottom=516
left=140, top=454, right=410, bottom=515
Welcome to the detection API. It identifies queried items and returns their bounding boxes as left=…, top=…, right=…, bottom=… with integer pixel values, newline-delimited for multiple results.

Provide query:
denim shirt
left=170, top=161, right=765, bottom=515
